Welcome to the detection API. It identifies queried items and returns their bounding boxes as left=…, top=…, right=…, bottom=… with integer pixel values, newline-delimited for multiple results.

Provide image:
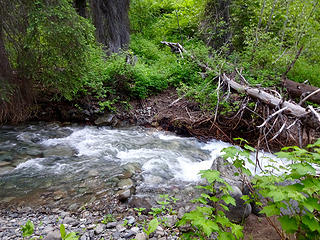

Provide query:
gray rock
left=43, top=146, right=75, bottom=157
left=80, top=234, right=89, bottom=240
left=130, top=227, right=139, bottom=234
left=126, top=216, right=135, bottom=225
left=225, top=186, right=252, bottom=223
left=63, top=216, right=76, bottom=226
left=164, top=215, right=177, bottom=227
left=177, top=207, right=185, bottom=219
left=117, top=178, right=134, bottom=190
left=116, top=224, right=126, bottom=232
left=135, top=232, right=147, bottom=240
left=45, top=230, right=61, bottom=240
left=94, top=224, right=105, bottom=235
left=155, top=225, right=165, bottom=236
left=117, top=189, right=131, bottom=201
left=123, top=230, right=136, bottom=238
left=94, top=114, right=118, bottom=126
left=106, top=222, right=117, bottom=228
left=211, top=157, right=244, bottom=189
left=0, top=161, right=11, bottom=167
left=112, top=232, right=121, bottom=239
left=43, top=226, right=55, bottom=234
left=87, top=224, right=96, bottom=230
left=128, top=195, right=153, bottom=212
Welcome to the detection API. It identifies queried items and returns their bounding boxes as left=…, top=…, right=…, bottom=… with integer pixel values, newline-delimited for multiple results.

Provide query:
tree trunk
left=74, top=0, right=87, bottom=18
left=90, top=0, right=130, bottom=53
left=202, top=0, right=232, bottom=49
left=0, top=15, right=32, bottom=123
left=0, top=21, right=13, bottom=82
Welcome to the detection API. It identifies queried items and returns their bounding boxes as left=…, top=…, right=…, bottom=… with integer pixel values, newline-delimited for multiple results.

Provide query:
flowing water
left=0, top=123, right=282, bottom=208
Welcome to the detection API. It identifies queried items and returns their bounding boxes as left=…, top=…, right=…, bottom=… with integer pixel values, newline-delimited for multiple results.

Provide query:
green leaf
left=219, top=231, right=235, bottom=240
left=147, top=218, right=159, bottom=235
left=231, top=223, right=244, bottom=239
left=260, top=205, right=280, bottom=217
left=271, top=190, right=286, bottom=202
left=303, top=197, right=320, bottom=212
left=302, top=214, right=320, bottom=232
left=221, top=195, right=236, bottom=206
left=60, top=224, right=66, bottom=239
left=21, top=220, right=35, bottom=237
left=244, top=144, right=255, bottom=152
left=200, top=219, right=219, bottom=236
left=199, top=170, right=222, bottom=184
left=278, top=216, right=299, bottom=233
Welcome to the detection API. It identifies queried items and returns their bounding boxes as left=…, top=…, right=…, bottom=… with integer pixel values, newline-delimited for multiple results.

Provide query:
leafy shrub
left=7, top=0, right=106, bottom=100
left=178, top=170, right=243, bottom=239
left=221, top=139, right=320, bottom=239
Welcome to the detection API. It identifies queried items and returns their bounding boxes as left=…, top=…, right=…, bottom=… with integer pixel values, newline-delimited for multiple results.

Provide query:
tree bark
left=0, top=21, right=13, bottom=82
left=74, top=0, right=87, bottom=18
left=90, top=0, right=130, bottom=53
left=203, top=0, right=232, bottom=49
left=283, top=79, right=320, bottom=105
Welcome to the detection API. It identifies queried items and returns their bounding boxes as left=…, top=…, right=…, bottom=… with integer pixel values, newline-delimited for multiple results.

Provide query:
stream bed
left=0, top=123, right=281, bottom=209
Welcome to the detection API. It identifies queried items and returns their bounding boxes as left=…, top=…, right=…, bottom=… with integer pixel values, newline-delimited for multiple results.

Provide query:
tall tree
left=74, top=0, right=87, bottom=18
left=90, top=0, right=130, bottom=53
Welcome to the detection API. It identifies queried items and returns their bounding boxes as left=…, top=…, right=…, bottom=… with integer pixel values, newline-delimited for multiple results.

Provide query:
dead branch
left=283, top=45, right=303, bottom=77
left=257, top=107, right=288, bottom=128
left=299, top=88, right=320, bottom=105
left=222, top=74, right=307, bottom=118
left=307, top=106, right=320, bottom=123
left=270, top=121, right=287, bottom=141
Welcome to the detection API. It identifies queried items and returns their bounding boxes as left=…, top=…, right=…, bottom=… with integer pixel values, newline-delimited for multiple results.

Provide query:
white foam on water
left=154, top=132, right=184, bottom=141
left=42, top=127, right=119, bottom=156
left=172, top=157, right=213, bottom=181
left=15, top=158, right=45, bottom=171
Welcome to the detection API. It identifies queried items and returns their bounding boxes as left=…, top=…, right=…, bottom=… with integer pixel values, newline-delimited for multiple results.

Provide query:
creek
left=0, top=123, right=281, bottom=209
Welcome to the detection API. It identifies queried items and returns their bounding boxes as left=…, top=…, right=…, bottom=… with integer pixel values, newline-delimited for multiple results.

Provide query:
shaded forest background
left=0, top=0, right=320, bottom=125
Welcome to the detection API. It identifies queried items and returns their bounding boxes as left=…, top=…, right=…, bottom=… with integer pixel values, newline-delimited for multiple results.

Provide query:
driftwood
left=283, top=79, right=320, bottom=105
left=222, top=74, right=307, bottom=118
left=222, top=74, right=320, bottom=130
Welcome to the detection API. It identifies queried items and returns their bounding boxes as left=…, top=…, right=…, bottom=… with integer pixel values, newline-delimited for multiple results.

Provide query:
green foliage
left=130, top=0, right=205, bottom=43
left=21, top=220, right=35, bottom=238
left=253, top=141, right=320, bottom=239
left=60, top=224, right=79, bottom=240
left=101, top=214, right=116, bottom=224
left=149, top=194, right=179, bottom=217
left=178, top=170, right=243, bottom=239
left=134, top=207, right=146, bottom=216
left=220, top=138, right=320, bottom=239
left=5, top=0, right=107, bottom=101
left=143, top=218, right=159, bottom=237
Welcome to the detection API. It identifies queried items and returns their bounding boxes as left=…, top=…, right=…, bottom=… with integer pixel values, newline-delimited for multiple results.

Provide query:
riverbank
left=32, top=87, right=310, bottom=152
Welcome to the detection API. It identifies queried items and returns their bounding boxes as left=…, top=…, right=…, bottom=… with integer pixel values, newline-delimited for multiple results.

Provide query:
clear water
left=0, top=123, right=283, bottom=206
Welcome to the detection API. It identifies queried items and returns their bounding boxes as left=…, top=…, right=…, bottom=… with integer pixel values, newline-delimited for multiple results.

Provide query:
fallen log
left=222, top=74, right=307, bottom=118
left=222, top=74, right=320, bottom=130
left=283, top=79, right=320, bottom=105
